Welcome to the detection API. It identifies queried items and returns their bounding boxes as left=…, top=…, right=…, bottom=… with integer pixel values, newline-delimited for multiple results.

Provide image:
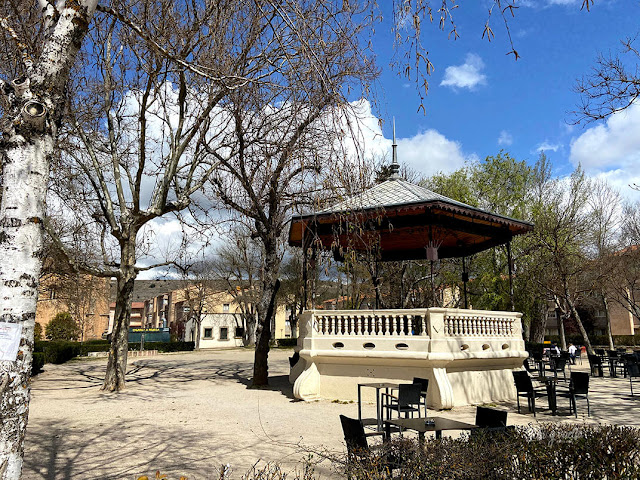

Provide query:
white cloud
left=570, top=102, right=640, bottom=171
left=498, top=130, right=513, bottom=146
left=591, top=169, right=640, bottom=203
left=342, top=99, right=475, bottom=178
left=397, top=130, right=476, bottom=177
left=440, top=53, right=487, bottom=90
left=569, top=102, right=640, bottom=201
left=536, top=141, right=562, bottom=152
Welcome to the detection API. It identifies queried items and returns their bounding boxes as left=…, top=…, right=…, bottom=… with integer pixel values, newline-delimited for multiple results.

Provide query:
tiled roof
left=318, top=178, right=472, bottom=214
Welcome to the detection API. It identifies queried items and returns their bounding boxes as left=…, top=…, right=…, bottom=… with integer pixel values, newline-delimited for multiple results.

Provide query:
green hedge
left=31, top=352, right=45, bottom=376
left=342, top=424, right=640, bottom=479
left=276, top=338, right=297, bottom=347
left=34, top=340, right=195, bottom=365
left=34, top=340, right=81, bottom=364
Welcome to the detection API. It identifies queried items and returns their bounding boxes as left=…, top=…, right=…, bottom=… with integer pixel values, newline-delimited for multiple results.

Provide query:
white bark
left=0, top=135, right=53, bottom=478
left=0, top=1, right=97, bottom=477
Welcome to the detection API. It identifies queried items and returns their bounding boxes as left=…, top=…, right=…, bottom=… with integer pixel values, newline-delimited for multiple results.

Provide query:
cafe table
left=384, top=416, right=478, bottom=444
left=357, top=382, right=401, bottom=432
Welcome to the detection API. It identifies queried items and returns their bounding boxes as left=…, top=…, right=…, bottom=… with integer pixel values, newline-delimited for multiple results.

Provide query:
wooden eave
left=288, top=200, right=533, bottom=261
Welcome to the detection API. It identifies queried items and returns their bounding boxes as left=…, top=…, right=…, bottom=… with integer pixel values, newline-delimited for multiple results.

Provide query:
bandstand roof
left=288, top=177, right=534, bottom=261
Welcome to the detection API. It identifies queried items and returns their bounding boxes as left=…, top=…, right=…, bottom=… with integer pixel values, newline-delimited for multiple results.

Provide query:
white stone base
left=291, top=351, right=526, bottom=409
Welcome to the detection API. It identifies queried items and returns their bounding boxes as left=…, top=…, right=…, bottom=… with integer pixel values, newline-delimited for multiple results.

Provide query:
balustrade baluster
left=407, top=316, right=413, bottom=336
left=420, top=316, right=426, bottom=336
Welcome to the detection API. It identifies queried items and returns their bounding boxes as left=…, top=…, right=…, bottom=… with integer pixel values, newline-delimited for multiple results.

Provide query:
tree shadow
left=248, top=374, right=297, bottom=401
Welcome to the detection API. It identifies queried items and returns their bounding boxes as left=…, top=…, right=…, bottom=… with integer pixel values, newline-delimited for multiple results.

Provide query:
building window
left=223, top=303, right=230, bottom=313
left=220, top=327, right=229, bottom=340
left=203, top=328, right=213, bottom=339
left=235, top=327, right=244, bottom=338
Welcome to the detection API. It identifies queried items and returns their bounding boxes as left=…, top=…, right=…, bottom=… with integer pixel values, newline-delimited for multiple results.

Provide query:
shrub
left=45, top=312, right=81, bottom=341
left=340, top=424, right=640, bottom=479
left=35, top=340, right=81, bottom=364
left=276, top=338, right=297, bottom=347
left=31, top=352, right=45, bottom=376
left=34, top=322, right=43, bottom=342
left=79, top=342, right=111, bottom=356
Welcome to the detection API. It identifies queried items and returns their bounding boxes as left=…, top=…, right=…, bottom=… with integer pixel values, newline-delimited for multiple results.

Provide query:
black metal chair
left=607, top=350, right=626, bottom=377
left=475, top=406, right=508, bottom=430
left=288, top=351, right=300, bottom=368
left=627, top=363, right=640, bottom=396
left=513, top=371, right=548, bottom=417
left=588, top=354, right=610, bottom=377
left=339, top=415, right=391, bottom=478
left=383, top=383, right=423, bottom=419
left=557, top=372, right=590, bottom=418
left=412, top=377, right=429, bottom=417
left=549, top=356, right=568, bottom=381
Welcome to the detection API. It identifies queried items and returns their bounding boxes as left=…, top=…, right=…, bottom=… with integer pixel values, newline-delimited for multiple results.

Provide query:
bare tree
left=576, top=37, right=640, bottom=122
left=587, top=179, right=622, bottom=349
left=532, top=166, right=597, bottom=354
left=173, top=257, right=221, bottom=349
left=609, top=201, right=640, bottom=322
left=46, top=9, right=238, bottom=391
left=209, top=225, right=263, bottom=346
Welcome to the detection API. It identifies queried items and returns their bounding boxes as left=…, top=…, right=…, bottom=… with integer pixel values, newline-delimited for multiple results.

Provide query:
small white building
left=185, top=313, right=246, bottom=348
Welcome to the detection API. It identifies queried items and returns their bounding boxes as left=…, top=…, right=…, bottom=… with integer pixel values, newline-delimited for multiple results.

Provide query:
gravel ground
left=22, top=348, right=640, bottom=479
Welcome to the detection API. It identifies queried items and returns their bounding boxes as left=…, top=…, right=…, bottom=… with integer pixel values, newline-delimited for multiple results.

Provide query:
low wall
left=289, top=308, right=526, bottom=409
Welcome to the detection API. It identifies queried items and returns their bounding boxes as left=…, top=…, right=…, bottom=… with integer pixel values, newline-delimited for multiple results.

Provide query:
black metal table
left=384, top=417, right=478, bottom=444
left=357, top=382, right=400, bottom=432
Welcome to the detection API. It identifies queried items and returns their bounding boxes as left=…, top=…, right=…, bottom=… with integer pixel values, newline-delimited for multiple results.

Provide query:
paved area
left=22, top=349, right=640, bottom=479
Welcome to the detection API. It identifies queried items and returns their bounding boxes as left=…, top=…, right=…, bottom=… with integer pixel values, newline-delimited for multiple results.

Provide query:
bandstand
left=287, top=139, right=533, bottom=409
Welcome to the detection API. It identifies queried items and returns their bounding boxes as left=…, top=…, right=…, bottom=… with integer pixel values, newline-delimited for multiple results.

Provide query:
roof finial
left=390, top=117, right=400, bottom=180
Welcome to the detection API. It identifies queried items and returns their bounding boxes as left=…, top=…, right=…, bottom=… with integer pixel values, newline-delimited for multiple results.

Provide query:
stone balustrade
left=290, top=307, right=526, bottom=409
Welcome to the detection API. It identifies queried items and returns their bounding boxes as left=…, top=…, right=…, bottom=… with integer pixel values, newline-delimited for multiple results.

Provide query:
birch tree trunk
left=0, top=2, right=97, bottom=476
left=0, top=136, right=53, bottom=479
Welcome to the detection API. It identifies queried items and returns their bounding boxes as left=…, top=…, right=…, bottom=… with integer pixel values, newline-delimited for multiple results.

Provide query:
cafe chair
left=339, top=415, right=395, bottom=479
left=549, top=356, right=568, bottom=382
left=557, top=372, right=590, bottom=418
left=588, top=354, right=609, bottom=377
left=382, top=383, right=423, bottom=419
left=626, top=363, right=640, bottom=396
left=470, top=406, right=512, bottom=438
left=412, top=377, right=429, bottom=417
left=513, top=371, right=548, bottom=417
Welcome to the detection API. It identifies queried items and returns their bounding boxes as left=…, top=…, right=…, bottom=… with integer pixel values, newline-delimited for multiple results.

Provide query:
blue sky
left=357, top=0, right=640, bottom=200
